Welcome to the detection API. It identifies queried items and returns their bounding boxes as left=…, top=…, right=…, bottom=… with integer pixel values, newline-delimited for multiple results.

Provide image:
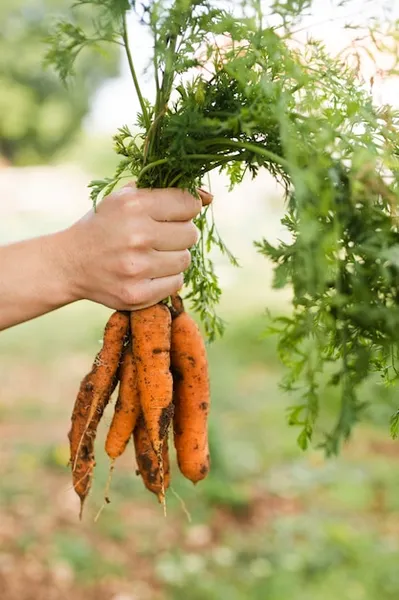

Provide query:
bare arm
left=0, top=185, right=211, bottom=331
left=0, top=231, right=77, bottom=330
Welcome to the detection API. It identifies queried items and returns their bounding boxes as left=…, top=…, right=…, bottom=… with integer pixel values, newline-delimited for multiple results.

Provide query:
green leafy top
left=46, top=0, right=399, bottom=453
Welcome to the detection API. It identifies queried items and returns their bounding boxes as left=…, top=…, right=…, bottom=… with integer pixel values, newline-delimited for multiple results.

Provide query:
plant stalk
left=122, top=12, right=150, bottom=131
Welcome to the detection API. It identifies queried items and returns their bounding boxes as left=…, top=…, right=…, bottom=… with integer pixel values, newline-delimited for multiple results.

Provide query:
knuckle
left=118, top=284, right=135, bottom=306
left=131, top=255, right=150, bottom=278
left=120, top=191, right=142, bottom=215
left=128, top=228, right=152, bottom=249
left=118, top=254, right=135, bottom=277
left=116, top=187, right=133, bottom=205
left=119, top=283, right=147, bottom=307
left=118, top=254, right=149, bottom=278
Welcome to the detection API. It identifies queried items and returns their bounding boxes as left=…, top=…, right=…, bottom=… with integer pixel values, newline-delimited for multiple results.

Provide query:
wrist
left=43, top=228, right=83, bottom=306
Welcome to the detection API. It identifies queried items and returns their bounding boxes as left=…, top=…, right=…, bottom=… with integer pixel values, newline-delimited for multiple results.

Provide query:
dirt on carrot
left=133, top=413, right=171, bottom=503
left=131, top=304, right=174, bottom=459
left=69, top=311, right=129, bottom=515
left=105, top=341, right=140, bottom=460
left=170, top=295, right=210, bottom=484
left=68, top=299, right=212, bottom=517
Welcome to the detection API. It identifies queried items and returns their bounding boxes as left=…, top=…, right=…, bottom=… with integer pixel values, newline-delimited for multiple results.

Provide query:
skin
left=0, top=185, right=213, bottom=332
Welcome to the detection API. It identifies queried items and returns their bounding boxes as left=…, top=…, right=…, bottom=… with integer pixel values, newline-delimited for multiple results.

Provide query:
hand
left=62, top=185, right=211, bottom=310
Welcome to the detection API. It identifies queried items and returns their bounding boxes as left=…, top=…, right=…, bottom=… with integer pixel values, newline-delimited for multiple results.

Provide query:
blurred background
left=1, top=1, right=399, bottom=599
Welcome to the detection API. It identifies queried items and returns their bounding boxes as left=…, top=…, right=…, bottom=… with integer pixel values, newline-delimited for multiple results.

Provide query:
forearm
left=0, top=230, right=76, bottom=331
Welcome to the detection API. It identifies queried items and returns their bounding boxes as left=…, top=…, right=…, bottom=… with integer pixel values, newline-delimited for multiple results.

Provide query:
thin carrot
left=133, top=413, right=171, bottom=502
left=69, top=373, right=120, bottom=517
left=170, top=295, right=210, bottom=484
left=69, top=310, right=129, bottom=515
left=105, top=342, right=140, bottom=460
left=131, top=303, right=173, bottom=458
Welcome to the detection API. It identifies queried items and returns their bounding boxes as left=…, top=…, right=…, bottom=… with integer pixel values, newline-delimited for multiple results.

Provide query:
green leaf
left=390, top=410, right=399, bottom=440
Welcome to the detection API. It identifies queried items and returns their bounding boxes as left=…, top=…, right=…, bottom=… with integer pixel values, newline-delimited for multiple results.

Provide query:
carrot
left=69, top=310, right=129, bottom=516
left=130, top=303, right=174, bottom=458
left=170, top=295, right=210, bottom=484
left=105, top=342, right=140, bottom=460
left=69, top=373, right=119, bottom=517
left=133, top=413, right=171, bottom=501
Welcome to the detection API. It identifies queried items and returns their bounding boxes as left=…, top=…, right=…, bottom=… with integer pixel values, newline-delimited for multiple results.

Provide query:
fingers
left=148, top=249, right=191, bottom=278
left=133, top=188, right=202, bottom=222
left=114, top=248, right=191, bottom=309
left=149, top=221, right=199, bottom=251
left=120, top=274, right=184, bottom=310
left=117, top=185, right=213, bottom=221
left=118, top=249, right=191, bottom=279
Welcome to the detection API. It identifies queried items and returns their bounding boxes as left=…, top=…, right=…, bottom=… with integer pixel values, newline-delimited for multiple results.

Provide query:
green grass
left=158, top=527, right=399, bottom=600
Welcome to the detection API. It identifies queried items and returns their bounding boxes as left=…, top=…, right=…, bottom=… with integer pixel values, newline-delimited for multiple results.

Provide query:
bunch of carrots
left=69, top=292, right=210, bottom=518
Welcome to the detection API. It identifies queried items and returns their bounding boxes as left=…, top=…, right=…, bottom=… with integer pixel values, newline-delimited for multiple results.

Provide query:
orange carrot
left=69, top=310, right=129, bottom=515
left=130, top=303, right=173, bottom=458
left=133, top=413, right=171, bottom=501
left=170, top=296, right=210, bottom=484
left=105, top=342, right=140, bottom=460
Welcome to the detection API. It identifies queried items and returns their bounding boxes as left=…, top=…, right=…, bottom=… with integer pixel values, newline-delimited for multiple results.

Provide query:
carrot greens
left=46, top=0, right=399, bottom=453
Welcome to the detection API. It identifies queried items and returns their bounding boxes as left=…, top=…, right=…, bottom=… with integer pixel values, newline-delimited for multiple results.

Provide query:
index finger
left=137, top=188, right=201, bottom=222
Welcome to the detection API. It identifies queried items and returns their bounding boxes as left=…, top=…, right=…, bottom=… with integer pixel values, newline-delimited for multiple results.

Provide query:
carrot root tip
left=79, top=499, right=86, bottom=521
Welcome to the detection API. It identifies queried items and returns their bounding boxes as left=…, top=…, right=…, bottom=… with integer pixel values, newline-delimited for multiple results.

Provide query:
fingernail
left=198, top=187, right=214, bottom=198
left=198, top=188, right=213, bottom=207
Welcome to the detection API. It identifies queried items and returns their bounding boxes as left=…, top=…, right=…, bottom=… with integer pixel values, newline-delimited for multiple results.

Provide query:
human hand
left=60, top=185, right=212, bottom=310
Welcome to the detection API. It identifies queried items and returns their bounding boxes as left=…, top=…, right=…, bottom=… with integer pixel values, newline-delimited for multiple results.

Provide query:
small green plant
left=46, top=0, right=399, bottom=453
